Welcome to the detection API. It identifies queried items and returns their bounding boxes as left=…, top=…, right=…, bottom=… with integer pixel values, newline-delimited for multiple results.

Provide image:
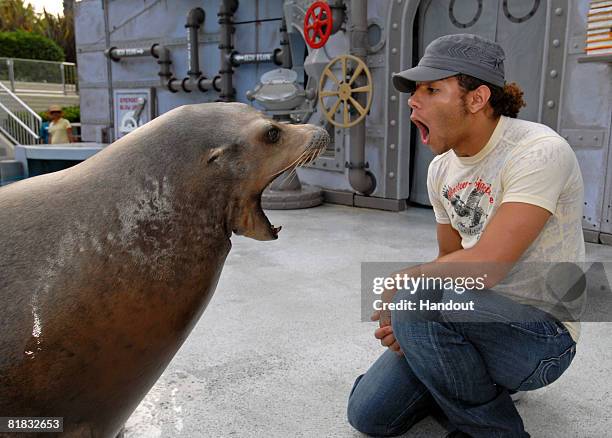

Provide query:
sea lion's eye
left=266, top=127, right=281, bottom=143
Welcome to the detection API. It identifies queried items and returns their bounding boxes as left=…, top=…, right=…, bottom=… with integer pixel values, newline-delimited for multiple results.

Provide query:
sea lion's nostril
left=311, top=129, right=330, bottom=150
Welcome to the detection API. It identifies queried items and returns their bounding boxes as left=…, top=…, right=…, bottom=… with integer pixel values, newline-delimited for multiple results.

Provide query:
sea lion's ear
left=206, top=148, right=223, bottom=164
left=206, top=147, right=226, bottom=164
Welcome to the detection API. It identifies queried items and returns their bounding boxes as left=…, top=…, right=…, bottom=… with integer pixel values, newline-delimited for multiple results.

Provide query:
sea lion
left=0, top=102, right=329, bottom=437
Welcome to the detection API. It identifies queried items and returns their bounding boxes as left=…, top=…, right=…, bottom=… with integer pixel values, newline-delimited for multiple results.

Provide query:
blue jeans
left=347, top=287, right=577, bottom=437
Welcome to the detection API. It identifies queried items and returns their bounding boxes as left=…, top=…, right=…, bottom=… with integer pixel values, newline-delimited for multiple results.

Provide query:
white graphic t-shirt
left=427, top=116, right=585, bottom=341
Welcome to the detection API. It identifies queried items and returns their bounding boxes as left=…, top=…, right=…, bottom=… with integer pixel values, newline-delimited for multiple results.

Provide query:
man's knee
left=347, top=375, right=399, bottom=437
left=390, top=287, right=445, bottom=326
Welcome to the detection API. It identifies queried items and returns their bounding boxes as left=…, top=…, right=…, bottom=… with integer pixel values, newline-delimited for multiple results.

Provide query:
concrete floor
left=124, top=204, right=612, bottom=438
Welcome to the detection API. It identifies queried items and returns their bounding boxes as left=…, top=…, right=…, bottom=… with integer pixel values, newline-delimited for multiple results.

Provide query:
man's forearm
left=383, top=247, right=512, bottom=304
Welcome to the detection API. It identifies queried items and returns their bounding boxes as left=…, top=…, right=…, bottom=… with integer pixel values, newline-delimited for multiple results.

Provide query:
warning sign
left=113, top=88, right=154, bottom=139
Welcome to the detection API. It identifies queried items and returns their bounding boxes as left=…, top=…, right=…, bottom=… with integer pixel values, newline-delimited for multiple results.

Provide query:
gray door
left=408, top=0, right=547, bottom=205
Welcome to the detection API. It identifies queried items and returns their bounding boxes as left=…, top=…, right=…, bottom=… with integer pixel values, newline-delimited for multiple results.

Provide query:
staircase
left=6, top=81, right=79, bottom=113
left=1, top=57, right=79, bottom=113
left=0, top=82, right=42, bottom=160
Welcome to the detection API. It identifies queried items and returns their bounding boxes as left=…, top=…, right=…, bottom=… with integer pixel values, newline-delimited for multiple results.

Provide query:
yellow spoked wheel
left=318, top=54, right=373, bottom=128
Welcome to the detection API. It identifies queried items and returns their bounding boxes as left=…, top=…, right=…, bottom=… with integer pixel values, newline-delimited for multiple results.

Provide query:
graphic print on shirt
left=442, top=178, right=495, bottom=237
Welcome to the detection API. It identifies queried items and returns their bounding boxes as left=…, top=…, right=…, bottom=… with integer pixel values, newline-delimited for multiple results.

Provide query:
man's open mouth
left=412, top=119, right=430, bottom=145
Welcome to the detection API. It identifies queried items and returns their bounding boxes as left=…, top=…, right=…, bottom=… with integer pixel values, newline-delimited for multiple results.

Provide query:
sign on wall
left=113, top=88, right=155, bottom=139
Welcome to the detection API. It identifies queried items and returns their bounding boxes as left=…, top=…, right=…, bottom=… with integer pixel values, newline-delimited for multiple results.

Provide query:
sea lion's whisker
left=279, top=168, right=298, bottom=186
left=266, top=148, right=311, bottom=178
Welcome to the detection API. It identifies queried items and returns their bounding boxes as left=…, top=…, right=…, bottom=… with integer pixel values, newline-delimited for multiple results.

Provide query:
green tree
left=0, top=0, right=37, bottom=32
left=38, top=10, right=75, bottom=63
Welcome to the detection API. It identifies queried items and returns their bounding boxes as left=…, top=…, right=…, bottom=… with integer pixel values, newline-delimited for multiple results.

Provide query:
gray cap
left=393, top=34, right=506, bottom=93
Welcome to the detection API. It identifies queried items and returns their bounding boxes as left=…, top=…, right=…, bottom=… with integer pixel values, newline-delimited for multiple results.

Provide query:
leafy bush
left=0, top=30, right=64, bottom=61
left=61, top=105, right=79, bottom=122
left=38, top=105, right=79, bottom=123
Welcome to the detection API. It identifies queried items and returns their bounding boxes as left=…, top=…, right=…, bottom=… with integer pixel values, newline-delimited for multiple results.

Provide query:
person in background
left=46, top=105, right=74, bottom=144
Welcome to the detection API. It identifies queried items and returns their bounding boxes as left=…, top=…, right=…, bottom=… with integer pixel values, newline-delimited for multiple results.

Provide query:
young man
left=347, top=34, right=584, bottom=437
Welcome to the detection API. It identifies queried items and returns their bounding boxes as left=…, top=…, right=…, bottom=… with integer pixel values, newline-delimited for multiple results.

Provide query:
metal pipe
left=347, top=0, right=375, bottom=195
left=60, top=63, right=66, bottom=95
left=329, top=0, right=346, bottom=35
left=151, top=43, right=179, bottom=92
left=104, top=47, right=150, bottom=61
left=230, top=16, right=290, bottom=68
left=230, top=51, right=280, bottom=66
left=185, top=7, right=205, bottom=80
left=179, top=75, right=221, bottom=93
left=103, top=0, right=115, bottom=139
left=278, top=17, right=292, bottom=69
left=218, top=0, right=239, bottom=102
left=151, top=44, right=171, bottom=81
left=7, top=59, right=14, bottom=92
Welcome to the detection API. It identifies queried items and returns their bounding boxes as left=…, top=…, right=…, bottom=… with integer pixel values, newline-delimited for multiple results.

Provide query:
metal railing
left=0, top=57, right=78, bottom=95
left=0, top=81, right=41, bottom=145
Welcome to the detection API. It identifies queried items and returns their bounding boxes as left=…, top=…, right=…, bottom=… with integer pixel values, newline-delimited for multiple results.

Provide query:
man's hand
left=371, top=308, right=403, bottom=355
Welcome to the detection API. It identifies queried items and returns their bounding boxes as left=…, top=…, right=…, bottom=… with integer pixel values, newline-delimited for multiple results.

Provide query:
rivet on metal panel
left=546, top=100, right=555, bottom=109
left=390, top=120, right=396, bottom=126
left=336, top=148, right=341, bottom=152
left=390, top=144, right=396, bottom=150
left=336, top=163, right=340, bottom=168
left=389, top=172, right=395, bottom=178
left=552, top=39, right=560, bottom=47
left=392, top=23, right=398, bottom=29
left=336, top=130, right=341, bottom=134
left=554, top=8, right=563, bottom=16
left=594, top=136, right=599, bottom=141
left=397, top=0, right=402, bottom=4
left=550, top=70, right=558, bottom=78
left=323, top=162, right=327, bottom=167
left=578, top=136, right=583, bottom=141
left=390, top=95, right=397, bottom=101
left=392, top=48, right=397, bottom=54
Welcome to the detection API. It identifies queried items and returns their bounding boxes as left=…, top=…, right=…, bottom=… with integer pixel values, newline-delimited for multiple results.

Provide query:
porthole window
left=503, top=0, right=540, bottom=24
left=367, top=18, right=385, bottom=53
left=449, top=0, right=483, bottom=29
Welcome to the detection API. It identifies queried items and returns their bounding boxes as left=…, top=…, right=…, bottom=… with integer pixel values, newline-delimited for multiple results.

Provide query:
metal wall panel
left=74, top=0, right=610, bottom=223
left=561, top=2, right=612, bottom=237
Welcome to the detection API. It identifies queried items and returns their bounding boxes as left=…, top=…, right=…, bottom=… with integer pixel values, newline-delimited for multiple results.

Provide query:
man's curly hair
left=456, top=74, right=526, bottom=118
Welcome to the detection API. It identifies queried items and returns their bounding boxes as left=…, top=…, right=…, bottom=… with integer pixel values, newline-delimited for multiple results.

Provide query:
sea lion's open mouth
left=233, top=129, right=329, bottom=241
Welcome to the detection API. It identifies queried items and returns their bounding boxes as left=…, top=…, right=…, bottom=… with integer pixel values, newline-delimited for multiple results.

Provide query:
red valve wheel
left=304, top=1, right=333, bottom=49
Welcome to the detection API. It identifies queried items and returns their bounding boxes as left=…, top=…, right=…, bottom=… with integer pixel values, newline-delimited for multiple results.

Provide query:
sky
left=25, top=0, right=64, bottom=16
